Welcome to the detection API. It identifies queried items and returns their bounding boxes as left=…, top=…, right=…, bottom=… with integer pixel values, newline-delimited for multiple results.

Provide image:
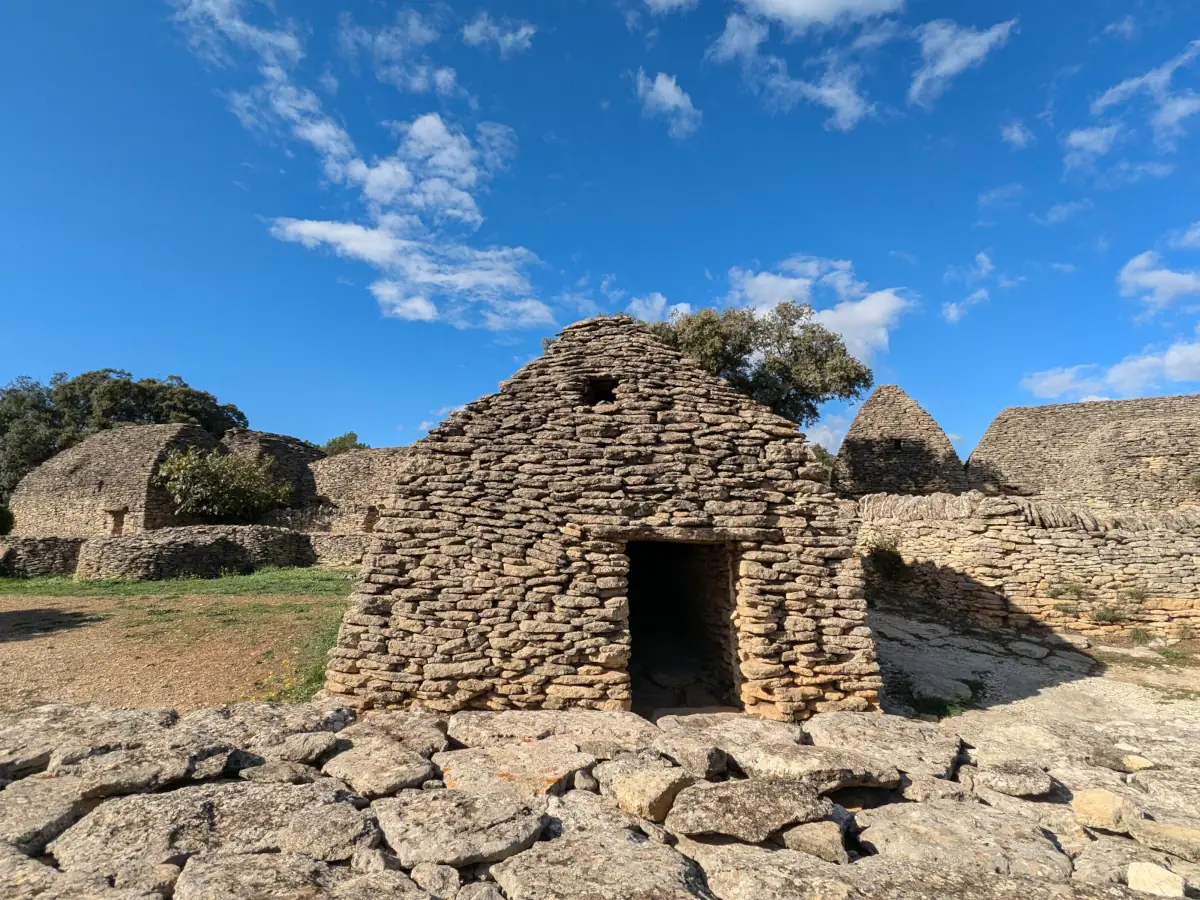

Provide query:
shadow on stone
left=0, top=608, right=104, bottom=642
left=864, top=557, right=1104, bottom=716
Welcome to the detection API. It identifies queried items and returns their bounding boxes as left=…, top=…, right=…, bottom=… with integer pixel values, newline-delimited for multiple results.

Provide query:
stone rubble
left=3, top=695, right=1200, bottom=900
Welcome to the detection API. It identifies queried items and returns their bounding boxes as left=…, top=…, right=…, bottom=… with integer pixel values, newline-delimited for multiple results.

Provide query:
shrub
left=157, top=447, right=291, bottom=524
left=1119, top=584, right=1149, bottom=603
left=321, top=431, right=368, bottom=456
left=1129, top=627, right=1152, bottom=646
left=867, top=534, right=908, bottom=580
left=1046, top=582, right=1093, bottom=602
left=1190, top=472, right=1200, bottom=492
left=0, top=504, right=12, bottom=536
left=1092, top=605, right=1130, bottom=624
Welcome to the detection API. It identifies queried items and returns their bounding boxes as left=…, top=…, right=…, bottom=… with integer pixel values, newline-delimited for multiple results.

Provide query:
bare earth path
left=0, top=570, right=353, bottom=712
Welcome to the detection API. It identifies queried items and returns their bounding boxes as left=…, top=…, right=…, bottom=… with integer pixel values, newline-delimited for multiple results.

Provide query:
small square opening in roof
left=582, top=377, right=619, bottom=406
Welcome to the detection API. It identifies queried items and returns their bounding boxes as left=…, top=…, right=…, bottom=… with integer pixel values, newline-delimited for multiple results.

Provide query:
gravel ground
left=0, top=590, right=348, bottom=712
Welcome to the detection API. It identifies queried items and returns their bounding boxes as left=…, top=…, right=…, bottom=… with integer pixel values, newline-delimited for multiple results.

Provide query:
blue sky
left=3, top=1, right=1199, bottom=455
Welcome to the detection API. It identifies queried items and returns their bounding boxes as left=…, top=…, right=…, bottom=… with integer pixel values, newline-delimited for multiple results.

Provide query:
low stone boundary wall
left=75, top=525, right=316, bottom=581
left=856, top=492, right=1200, bottom=637
left=0, top=537, right=86, bottom=577
left=307, top=533, right=373, bottom=568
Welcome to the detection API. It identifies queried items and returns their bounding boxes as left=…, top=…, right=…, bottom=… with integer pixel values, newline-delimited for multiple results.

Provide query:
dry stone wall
left=74, top=525, right=316, bottom=581
left=855, top=492, right=1200, bottom=637
left=327, top=316, right=881, bottom=722
left=836, top=386, right=967, bottom=498
left=9, top=424, right=217, bottom=537
left=0, top=537, right=86, bottom=577
left=968, top=394, right=1200, bottom=513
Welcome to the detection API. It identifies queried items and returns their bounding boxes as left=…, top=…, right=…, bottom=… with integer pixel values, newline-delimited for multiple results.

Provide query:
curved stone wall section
left=0, top=537, right=87, bottom=577
left=9, top=424, right=217, bottom=538
left=327, top=317, right=881, bottom=722
left=835, top=386, right=966, bottom=498
left=75, top=525, right=316, bottom=581
left=967, top=395, right=1200, bottom=512
left=856, top=492, right=1200, bottom=637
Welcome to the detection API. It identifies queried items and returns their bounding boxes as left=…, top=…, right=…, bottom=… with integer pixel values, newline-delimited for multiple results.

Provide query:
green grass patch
left=0, top=567, right=358, bottom=600
left=257, top=605, right=345, bottom=703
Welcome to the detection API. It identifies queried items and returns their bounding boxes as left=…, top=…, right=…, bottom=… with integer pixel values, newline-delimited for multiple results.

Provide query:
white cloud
left=1052, top=262, right=1077, bottom=273
left=1100, top=16, right=1137, bottom=41
left=627, top=292, right=692, bottom=320
left=1091, top=40, right=1200, bottom=149
left=1032, top=199, right=1093, bottom=225
left=1063, top=124, right=1121, bottom=171
left=1001, top=119, right=1035, bottom=148
left=1024, top=334, right=1200, bottom=401
left=737, top=0, right=903, bottom=32
left=978, top=182, right=1024, bottom=209
left=942, top=288, right=988, bottom=323
left=169, top=0, right=303, bottom=66
left=1118, top=251, right=1200, bottom=308
left=909, top=18, right=1017, bottom=107
left=174, top=3, right=548, bottom=332
left=461, top=13, right=537, bottom=57
left=815, top=289, right=911, bottom=359
left=1096, top=159, right=1174, bottom=188
left=1171, top=221, right=1200, bottom=249
left=764, top=60, right=874, bottom=131
left=635, top=69, right=702, bottom=138
left=728, top=268, right=813, bottom=310
left=707, top=13, right=768, bottom=64
left=944, top=251, right=994, bottom=284
left=889, top=250, right=917, bottom=265
left=645, top=0, right=699, bottom=14
left=337, top=10, right=456, bottom=96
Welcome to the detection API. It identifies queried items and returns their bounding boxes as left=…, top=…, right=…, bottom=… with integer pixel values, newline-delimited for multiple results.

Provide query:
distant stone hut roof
left=310, top=448, right=412, bottom=508
left=219, top=429, right=325, bottom=507
left=967, top=393, right=1200, bottom=511
left=10, top=424, right=217, bottom=537
left=835, top=385, right=966, bottom=497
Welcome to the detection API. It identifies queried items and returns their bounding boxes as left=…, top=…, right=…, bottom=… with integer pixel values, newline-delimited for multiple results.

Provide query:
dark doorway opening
left=625, top=540, right=740, bottom=718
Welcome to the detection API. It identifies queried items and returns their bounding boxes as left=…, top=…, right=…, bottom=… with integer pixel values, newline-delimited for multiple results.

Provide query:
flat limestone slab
left=372, top=789, right=544, bottom=868
left=732, top=743, right=900, bottom=793
left=665, top=779, right=832, bottom=842
left=447, top=710, right=660, bottom=759
left=491, top=829, right=706, bottom=900
left=432, top=737, right=597, bottom=800
left=804, top=712, right=962, bottom=779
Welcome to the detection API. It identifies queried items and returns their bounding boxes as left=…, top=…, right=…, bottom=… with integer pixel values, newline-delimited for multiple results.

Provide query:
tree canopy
left=322, top=431, right=369, bottom=456
left=156, top=446, right=291, bottom=524
left=0, top=369, right=247, bottom=502
left=644, top=302, right=873, bottom=426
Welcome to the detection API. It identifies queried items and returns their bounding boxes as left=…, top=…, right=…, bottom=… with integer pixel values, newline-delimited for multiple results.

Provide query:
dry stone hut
left=9, top=424, right=218, bottom=537
left=967, top=394, right=1200, bottom=512
left=327, top=316, right=881, bottom=722
left=835, top=385, right=967, bottom=497
left=268, top=448, right=412, bottom=534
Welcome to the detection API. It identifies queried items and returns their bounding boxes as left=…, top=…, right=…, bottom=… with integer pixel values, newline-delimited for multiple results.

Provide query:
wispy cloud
left=1022, top=335, right=1200, bottom=400
left=1118, top=251, right=1200, bottom=308
left=736, top=0, right=903, bottom=32
left=337, top=9, right=456, bottom=96
left=1170, top=221, right=1200, bottom=250
left=908, top=18, right=1017, bottom=107
left=1062, top=123, right=1121, bottom=171
left=1091, top=39, right=1200, bottom=149
left=1031, top=199, right=1093, bottom=225
left=627, top=291, right=691, bottom=320
left=644, top=0, right=698, bottom=15
left=1000, top=119, right=1035, bottom=148
left=977, top=182, right=1024, bottom=209
left=1099, top=15, right=1137, bottom=41
left=635, top=69, right=702, bottom=138
left=942, top=288, right=988, bottom=323
left=461, top=12, right=537, bottom=58
left=171, top=0, right=548, bottom=331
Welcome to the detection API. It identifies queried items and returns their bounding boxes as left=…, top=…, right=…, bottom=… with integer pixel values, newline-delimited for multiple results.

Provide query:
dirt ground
left=0, top=584, right=350, bottom=713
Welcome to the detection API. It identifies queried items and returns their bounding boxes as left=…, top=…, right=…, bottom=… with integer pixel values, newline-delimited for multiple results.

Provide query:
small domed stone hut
left=326, top=316, right=881, bottom=722
left=9, top=424, right=218, bottom=537
left=835, top=385, right=966, bottom=497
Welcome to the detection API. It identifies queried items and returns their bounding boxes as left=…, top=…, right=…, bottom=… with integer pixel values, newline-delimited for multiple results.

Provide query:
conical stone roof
left=835, top=385, right=966, bottom=497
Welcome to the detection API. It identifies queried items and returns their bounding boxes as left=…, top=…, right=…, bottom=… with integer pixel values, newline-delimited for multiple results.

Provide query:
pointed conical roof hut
left=835, top=385, right=966, bottom=497
left=326, top=316, right=880, bottom=722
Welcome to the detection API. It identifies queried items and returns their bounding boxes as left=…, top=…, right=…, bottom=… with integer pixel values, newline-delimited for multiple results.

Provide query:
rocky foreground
left=3, top=698, right=1200, bottom=900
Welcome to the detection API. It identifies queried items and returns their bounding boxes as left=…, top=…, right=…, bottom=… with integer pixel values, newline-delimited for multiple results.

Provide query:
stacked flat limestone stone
left=3, top=701, right=1197, bottom=899
left=328, top=316, right=880, bottom=721
left=856, top=493, right=1200, bottom=637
